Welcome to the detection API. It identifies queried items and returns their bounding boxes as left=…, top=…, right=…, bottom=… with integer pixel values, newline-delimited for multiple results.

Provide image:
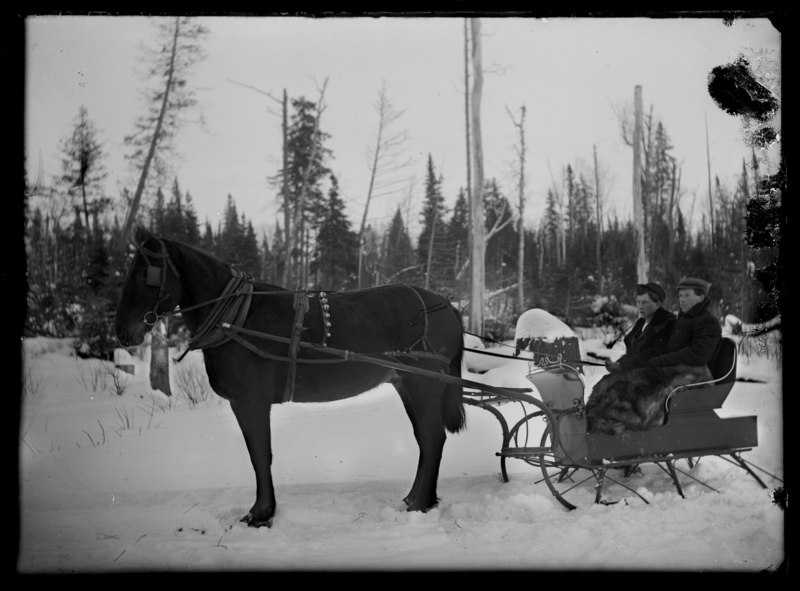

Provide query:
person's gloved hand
left=605, top=360, right=622, bottom=373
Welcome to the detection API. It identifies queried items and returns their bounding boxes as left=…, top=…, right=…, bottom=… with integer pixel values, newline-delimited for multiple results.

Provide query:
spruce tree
left=443, top=188, right=471, bottom=299
left=417, top=154, right=448, bottom=291
left=162, top=177, right=188, bottom=241
left=381, top=207, right=415, bottom=284
left=57, top=105, right=108, bottom=238
left=313, top=174, right=358, bottom=289
left=200, top=220, right=215, bottom=254
left=184, top=190, right=201, bottom=245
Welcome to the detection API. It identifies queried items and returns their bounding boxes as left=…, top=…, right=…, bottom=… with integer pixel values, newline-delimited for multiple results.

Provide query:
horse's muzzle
left=115, top=320, right=147, bottom=348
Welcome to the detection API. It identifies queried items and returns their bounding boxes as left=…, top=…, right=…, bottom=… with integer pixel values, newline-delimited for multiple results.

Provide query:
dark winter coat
left=646, top=298, right=721, bottom=369
left=586, top=298, right=721, bottom=435
left=615, top=307, right=676, bottom=372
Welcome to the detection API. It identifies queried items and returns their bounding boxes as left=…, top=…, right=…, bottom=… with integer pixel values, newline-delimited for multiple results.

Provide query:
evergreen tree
left=184, top=190, right=201, bottom=245
left=448, top=188, right=470, bottom=283
left=381, top=206, right=416, bottom=283
left=200, top=219, right=215, bottom=253
left=312, top=174, right=359, bottom=289
left=285, top=95, right=333, bottom=286
left=543, top=187, right=563, bottom=267
left=270, top=221, right=285, bottom=285
left=150, top=187, right=167, bottom=235
left=57, top=105, right=109, bottom=237
left=238, top=217, right=261, bottom=277
left=259, top=231, right=273, bottom=283
left=86, top=211, right=110, bottom=295
left=219, top=194, right=244, bottom=263
left=417, top=154, right=448, bottom=291
left=162, top=177, right=188, bottom=241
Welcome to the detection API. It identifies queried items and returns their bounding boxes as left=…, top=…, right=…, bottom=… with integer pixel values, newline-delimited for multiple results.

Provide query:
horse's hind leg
left=394, top=376, right=448, bottom=512
left=230, top=395, right=276, bottom=527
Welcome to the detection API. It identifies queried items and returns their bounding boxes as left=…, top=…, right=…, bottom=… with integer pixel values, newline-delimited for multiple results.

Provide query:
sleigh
left=462, top=337, right=781, bottom=509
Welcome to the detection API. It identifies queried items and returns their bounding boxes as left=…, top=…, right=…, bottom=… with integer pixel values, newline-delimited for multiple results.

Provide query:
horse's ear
left=134, top=225, right=153, bottom=245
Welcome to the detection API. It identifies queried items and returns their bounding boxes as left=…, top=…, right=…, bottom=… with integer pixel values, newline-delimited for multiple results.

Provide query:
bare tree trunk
left=705, top=112, right=715, bottom=249
left=469, top=18, right=485, bottom=334
left=559, top=171, right=566, bottom=268
left=464, top=19, right=472, bottom=209
left=507, top=104, right=527, bottom=314
left=226, top=79, right=290, bottom=286
left=537, top=219, right=544, bottom=281
left=358, top=101, right=384, bottom=288
left=425, top=216, right=436, bottom=290
left=633, top=85, right=648, bottom=282
left=121, top=17, right=180, bottom=241
left=357, top=84, right=408, bottom=288
left=281, top=89, right=292, bottom=288
left=593, top=144, right=602, bottom=290
left=666, top=160, right=680, bottom=278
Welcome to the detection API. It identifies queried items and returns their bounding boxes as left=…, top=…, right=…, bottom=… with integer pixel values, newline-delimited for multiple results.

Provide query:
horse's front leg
left=230, top=395, right=276, bottom=527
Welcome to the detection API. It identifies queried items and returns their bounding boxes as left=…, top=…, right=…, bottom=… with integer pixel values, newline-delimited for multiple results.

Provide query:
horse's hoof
left=240, top=512, right=273, bottom=528
left=405, top=500, right=438, bottom=513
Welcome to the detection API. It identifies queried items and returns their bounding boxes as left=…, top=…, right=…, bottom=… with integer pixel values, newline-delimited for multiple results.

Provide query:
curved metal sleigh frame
left=462, top=337, right=783, bottom=510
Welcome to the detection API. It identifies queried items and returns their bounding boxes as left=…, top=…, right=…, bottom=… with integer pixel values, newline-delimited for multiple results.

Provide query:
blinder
left=132, top=238, right=181, bottom=327
left=146, top=265, right=162, bottom=287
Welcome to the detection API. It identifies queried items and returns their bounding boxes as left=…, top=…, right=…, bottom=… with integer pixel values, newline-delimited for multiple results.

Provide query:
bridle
left=134, top=239, right=182, bottom=327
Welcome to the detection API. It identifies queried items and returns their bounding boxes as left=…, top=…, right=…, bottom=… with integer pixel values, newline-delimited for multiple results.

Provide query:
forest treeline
left=24, top=103, right=781, bottom=359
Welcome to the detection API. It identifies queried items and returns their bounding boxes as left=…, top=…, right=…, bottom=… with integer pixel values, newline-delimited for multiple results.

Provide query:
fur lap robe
left=586, top=365, right=713, bottom=435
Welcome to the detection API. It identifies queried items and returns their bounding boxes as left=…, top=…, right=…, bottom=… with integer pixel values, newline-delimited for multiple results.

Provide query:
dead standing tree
left=358, top=82, right=411, bottom=288
left=226, top=79, right=292, bottom=287
left=469, top=18, right=485, bottom=334
left=506, top=104, right=528, bottom=314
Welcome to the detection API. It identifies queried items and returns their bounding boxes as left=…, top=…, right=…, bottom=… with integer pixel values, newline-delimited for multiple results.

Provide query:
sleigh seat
left=586, top=337, right=758, bottom=461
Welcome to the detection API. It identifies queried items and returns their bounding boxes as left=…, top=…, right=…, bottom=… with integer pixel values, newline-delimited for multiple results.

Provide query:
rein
left=463, top=330, right=607, bottom=367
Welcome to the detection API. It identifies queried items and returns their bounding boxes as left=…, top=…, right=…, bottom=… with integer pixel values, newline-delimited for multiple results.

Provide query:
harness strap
left=219, top=322, right=452, bottom=368
left=177, top=268, right=253, bottom=362
left=284, top=290, right=311, bottom=402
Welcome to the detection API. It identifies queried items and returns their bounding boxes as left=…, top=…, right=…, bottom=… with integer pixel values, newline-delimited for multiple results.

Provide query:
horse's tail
left=442, top=305, right=467, bottom=434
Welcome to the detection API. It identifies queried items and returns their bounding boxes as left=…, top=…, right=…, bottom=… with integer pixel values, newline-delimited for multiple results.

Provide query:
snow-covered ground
left=18, top=328, right=784, bottom=572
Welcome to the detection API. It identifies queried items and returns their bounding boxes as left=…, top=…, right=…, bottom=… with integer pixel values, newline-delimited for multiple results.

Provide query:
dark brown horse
left=115, top=227, right=466, bottom=527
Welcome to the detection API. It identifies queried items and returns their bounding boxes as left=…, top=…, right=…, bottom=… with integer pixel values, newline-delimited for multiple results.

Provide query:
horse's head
left=115, top=226, right=183, bottom=347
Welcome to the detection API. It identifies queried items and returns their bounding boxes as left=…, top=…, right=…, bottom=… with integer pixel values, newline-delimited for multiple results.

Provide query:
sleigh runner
left=117, top=228, right=780, bottom=524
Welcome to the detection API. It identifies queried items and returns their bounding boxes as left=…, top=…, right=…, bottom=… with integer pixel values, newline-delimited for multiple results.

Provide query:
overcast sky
left=25, top=15, right=781, bottom=239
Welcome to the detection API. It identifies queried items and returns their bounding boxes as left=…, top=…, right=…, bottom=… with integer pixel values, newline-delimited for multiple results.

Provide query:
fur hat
left=676, top=276, right=711, bottom=295
left=636, top=282, right=666, bottom=302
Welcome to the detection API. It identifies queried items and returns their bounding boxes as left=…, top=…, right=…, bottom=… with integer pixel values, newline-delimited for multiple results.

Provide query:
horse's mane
left=163, top=236, right=288, bottom=292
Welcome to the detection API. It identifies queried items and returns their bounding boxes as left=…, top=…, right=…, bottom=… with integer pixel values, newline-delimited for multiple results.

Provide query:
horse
left=115, top=226, right=466, bottom=528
